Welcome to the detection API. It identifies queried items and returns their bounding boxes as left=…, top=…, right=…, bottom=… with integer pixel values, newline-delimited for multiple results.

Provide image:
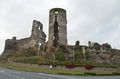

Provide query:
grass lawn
left=0, top=62, right=120, bottom=76
left=0, top=63, right=84, bottom=75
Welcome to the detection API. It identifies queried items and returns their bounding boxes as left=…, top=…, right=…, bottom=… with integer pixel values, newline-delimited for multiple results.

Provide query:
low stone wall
left=8, top=61, right=120, bottom=72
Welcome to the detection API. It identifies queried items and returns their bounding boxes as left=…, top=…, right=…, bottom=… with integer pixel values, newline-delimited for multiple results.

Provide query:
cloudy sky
left=0, top=0, right=120, bottom=54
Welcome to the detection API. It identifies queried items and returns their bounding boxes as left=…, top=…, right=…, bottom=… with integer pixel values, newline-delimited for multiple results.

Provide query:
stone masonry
left=48, top=8, right=67, bottom=48
left=2, top=20, right=46, bottom=56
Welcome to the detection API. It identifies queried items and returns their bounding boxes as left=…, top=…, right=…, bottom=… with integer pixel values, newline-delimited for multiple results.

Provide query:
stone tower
left=48, top=8, right=67, bottom=48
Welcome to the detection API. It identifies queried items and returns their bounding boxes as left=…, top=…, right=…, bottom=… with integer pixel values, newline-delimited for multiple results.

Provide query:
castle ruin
left=2, top=20, right=46, bottom=56
left=1, top=8, right=120, bottom=64
left=2, top=8, right=68, bottom=56
left=48, top=8, right=67, bottom=48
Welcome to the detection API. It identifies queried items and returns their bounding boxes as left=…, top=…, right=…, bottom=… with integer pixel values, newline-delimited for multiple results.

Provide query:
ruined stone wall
left=2, top=20, right=46, bottom=56
left=48, top=8, right=67, bottom=48
left=2, top=37, right=17, bottom=56
left=16, top=37, right=36, bottom=50
left=17, top=20, right=46, bottom=50
left=31, top=20, right=46, bottom=45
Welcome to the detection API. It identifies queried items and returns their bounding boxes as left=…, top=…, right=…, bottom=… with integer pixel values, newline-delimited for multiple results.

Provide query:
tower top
left=49, top=8, right=66, bottom=12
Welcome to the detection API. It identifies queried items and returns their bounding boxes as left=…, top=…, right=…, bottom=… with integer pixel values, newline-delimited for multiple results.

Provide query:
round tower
left=48, top=8, right=67, bottom=48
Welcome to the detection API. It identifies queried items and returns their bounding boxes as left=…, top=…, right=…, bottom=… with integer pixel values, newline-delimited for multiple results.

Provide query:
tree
left=75, top=40, right=80, bottom=47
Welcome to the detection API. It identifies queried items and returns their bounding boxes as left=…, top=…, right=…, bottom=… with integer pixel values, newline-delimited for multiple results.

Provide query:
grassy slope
left=8, top=56, right=120, bottom=68
left=0, top=56, right=120, bottom=75
left=0, top=63, right=84, bottom=75
left=0, top=62, right=120, bottom=76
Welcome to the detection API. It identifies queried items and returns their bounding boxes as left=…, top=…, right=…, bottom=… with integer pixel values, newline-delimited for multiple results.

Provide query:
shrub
left=84, top=72, right=96, bottom=75
left=65, top=64, right=76, bottom=68
left=75, top=40, right=80, bottom=46
left=112, top=72, right=120, bottom=75
left=75, top=53, right=83, bottom=60
left=84, top=64, right=94, bottom=70
left=55, top=50, right=65, bottom=61
left=54, top=61, right=72, bottom=66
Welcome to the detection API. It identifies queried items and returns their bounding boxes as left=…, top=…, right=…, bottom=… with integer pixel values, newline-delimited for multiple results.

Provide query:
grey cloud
left=68, top=0, right=120, bottom=45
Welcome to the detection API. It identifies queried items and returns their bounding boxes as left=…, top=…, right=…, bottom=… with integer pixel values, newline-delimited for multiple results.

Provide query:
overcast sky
left=0, top=0, right=120, bottom=54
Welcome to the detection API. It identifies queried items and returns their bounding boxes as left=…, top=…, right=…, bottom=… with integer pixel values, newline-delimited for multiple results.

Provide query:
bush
left=75, top=53, right=83, bottom=60
left=75, top=40, right=80, bottom=46
left=55, top=50, right=65, bottom=61
left=54, top=61, right=72, bottom=66
left=84, top=72, right=96, bottom=75
left=65, top=64, right=76, bottom=68
left=112, top=72, right=120, bottom=75
left=84, top=64, right=94, bottom=70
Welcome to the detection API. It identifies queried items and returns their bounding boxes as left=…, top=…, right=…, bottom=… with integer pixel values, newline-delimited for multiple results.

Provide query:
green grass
left=0, top=63, right=119, bottom=76
left=8, top=56, right=120, bottom=68
left=8, top=56, right=51, bottom=65
left=2, top=56, right=119, bottom=75
left=0, top=63, right=84, bottom=75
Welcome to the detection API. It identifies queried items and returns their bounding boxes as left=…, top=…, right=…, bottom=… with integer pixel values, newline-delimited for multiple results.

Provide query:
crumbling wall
left=2, top=37, right=17, bottom=56
left=16, top=37, right=36, bottom=50
left=31, top=20, right=46, bottom=45
left=2, top=20, right=46, bottom=56
left=48, top=8, right=67, bottom=48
